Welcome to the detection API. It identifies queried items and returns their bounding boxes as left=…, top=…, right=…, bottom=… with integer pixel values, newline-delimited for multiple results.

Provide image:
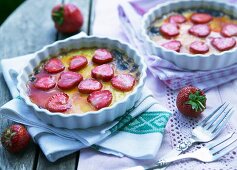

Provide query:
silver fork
left=155, top=103, right=234, bottom=169
left=163, top=103, right=233, bottom=153
left=127, top=103, right=234, bottom=170
left=148, top=132, right=237, bottom=169
left=171, top=103, right=233, bottom=149
left=186, top=103, right=233, bottom=144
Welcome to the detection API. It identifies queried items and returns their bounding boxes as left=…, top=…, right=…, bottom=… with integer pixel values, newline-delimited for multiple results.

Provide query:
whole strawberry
left=1, top=124, right=31, bottom=153
left=52, top=3, right=83, bottom=33
left=176, top=86, right=206, bottom=117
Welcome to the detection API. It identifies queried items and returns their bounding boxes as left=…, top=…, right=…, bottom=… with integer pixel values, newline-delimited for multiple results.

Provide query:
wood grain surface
left=0, top=0, right=93, bottom=169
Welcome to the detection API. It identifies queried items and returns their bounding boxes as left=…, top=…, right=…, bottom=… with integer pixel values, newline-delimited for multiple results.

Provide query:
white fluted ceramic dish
left=142, top=0, right=237, bottom=70
left=17, top=35, right=146, bottom=129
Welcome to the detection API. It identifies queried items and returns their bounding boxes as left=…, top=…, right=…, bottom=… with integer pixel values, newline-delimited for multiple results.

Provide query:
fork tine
left=212, top=110, right=234, bottom=137
left=206, top=132, right=234, bottom=149
left=211, top=134, right=237, bottom=154
left=198, top=102, right=226, bottom=127
left=203, top=103, right=229, bottom=129
left=208, top=108, right=233, bottom=133
left=212, top=136, right=237, bottom=160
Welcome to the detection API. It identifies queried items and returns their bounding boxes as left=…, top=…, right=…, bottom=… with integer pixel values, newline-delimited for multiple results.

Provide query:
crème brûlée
left=148, top=9, right=237, bottom=54
left=27, top=48, right=140, bottom=114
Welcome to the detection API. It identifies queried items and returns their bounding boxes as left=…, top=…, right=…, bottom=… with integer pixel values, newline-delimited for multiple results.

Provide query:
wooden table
left=0, top=0, right=94, bottom=169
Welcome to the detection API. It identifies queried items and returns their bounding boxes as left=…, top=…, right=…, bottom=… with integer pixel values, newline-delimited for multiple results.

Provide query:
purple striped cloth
left=118, top=0, right=237, bottom=91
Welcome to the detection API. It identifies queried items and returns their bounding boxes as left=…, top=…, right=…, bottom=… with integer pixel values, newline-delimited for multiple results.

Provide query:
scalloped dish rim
left=17, top=35, right=147, bottom=118
left=141, top=0, right=237, bottom=58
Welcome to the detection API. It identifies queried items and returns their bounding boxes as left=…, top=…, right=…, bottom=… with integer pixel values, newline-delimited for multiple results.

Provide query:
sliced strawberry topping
left=34, top=76, right=56, bottom=90
left=87, top=90, right=112, bottom=110
left=44, top=58, right=65, bottom=73
left=190, top=41, right=209, bottom=54
left=188, top=24, right=211, bottom=38
left=160, top=23, right=179, bottom=38
left=191, top=13, right=213, bottom=24
left=211, top=37, right=236, bottom=51
left=46, top=92, right=71, bottom=112
left=68, top=55, right=88, bottom=71
left=58, top=71, right=83, bottom=90
left=92, top=49, right=113, bottom=64
left=91, top=64, right=114, bottom=82
left=168, top=14, right=186, bottom=24
left=161, top=40, right=182, bottom=52
left=221, top=24, right=237, bottom=37
left=111, top=74, right=135, bottom=92
left=78, top=78, right=102, bottom=94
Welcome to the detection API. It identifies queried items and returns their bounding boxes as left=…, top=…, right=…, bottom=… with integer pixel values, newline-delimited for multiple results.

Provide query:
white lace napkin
left=0, top=33, right=171, bottom=162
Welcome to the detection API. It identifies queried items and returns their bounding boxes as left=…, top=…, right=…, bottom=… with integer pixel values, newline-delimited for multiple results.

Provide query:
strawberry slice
left=190, top=41, right=209, bottom=54
left=46, top=92, right=71, bottom=112
left=87, top=90, right=112, bottom=110
left=211, top=37, right=236, bottom=51
left=78, top=78, right=102, bottom=94
left=58, top=71, right=83, bottom=90
left=68, top=55, right=88, bottom=71
left=44, top=58, right=65, bottom=74
left=160, top=23, right=179, bottom=38
left=92, top=49, right=113, bottom=64
left=191, top=13, right=213, bottom=24
left=188, top=24, right=211, bottom=38
left=91, top=64, right=114, bottom=81
left=34, top=76, right=56, bottom=90
left=161, top=40, right=182, bottom=52
left=168, top=14, right=186, bottom=24
left=111, top=74, right=135, bottom=92
left=221, top=24, right=237, bottom=37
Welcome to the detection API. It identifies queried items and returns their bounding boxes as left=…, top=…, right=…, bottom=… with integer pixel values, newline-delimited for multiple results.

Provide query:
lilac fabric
left=117, top=0, right=237, bottom=91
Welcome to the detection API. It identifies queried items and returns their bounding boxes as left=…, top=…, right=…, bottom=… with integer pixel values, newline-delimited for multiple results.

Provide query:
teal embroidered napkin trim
left=109, top=114, right=133, bottom=134
left=109, top=111, right=171, bottom=135
left=121, top=111, right=171, bottom=134
left=91, top=111, right=171, bottom=151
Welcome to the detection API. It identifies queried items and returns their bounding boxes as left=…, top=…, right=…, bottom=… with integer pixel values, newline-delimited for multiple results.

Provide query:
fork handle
left=146, top=139, right=195, bottom=170
left=147, top=153, right=196, bottom=169
left=176, top=139, right=194, bottom=152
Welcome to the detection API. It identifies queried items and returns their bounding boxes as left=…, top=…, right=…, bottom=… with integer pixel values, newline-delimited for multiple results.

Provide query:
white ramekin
left=142, top=0, right=237, bottom=71
left=17, top=35, right=146, bottom=129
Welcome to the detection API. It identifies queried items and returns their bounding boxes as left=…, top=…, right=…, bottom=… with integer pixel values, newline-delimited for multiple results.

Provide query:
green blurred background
left=0, top=0, right=24, bottom=25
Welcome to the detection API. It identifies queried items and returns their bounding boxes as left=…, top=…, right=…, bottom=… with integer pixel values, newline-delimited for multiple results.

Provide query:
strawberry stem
left=197, top=100, right=205, bottom=109
left=185, top=91, right=206, bottom=112
left=2, top=128, right=15, bottom=147
left=52, top=6, right=64, bottom=26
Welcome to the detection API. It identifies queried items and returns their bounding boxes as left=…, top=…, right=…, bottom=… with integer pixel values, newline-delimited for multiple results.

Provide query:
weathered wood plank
left=36, top=152, right=78, bottom=170
left=0, top=1, right=57, bottom=60
left=0, top=0, right=92, bottom=169
left=36, top=0, right=91, bottom=169
left=0, top=73, right=37, bottom=170
left=88, top=0, right=95, bottom=35
left=0, top=0, right=62, bottom=168
left=0, top=0, right=91, bottom=169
